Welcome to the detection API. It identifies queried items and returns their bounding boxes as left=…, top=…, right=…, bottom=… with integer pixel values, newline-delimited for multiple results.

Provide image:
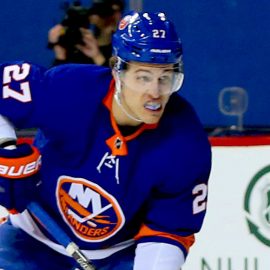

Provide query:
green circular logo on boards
left=244, top=165, right=270, bottom=246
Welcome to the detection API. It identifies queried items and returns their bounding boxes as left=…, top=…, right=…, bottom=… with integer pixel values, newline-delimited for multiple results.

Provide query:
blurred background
left=1, top=0, right=269, bottom=131
left=1, top=3, right=270, bottom=267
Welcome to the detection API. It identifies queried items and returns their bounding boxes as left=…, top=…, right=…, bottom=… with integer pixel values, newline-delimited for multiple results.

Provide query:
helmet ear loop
left=113, top=68, right=123, bottom=104
left=172, top=73, right=184, bottom=93
left=113, top=57, right=124, bottom=96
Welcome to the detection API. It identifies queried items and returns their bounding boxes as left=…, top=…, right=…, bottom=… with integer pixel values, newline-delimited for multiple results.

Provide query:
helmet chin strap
left=114, top=74, right=143, bottom=123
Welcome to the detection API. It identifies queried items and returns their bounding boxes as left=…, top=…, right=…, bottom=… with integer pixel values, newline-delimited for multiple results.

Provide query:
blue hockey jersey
left=0, top=62, right=211, bottom=257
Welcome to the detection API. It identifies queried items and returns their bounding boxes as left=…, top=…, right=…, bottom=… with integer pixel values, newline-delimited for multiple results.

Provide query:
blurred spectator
left=36, top=0, right=125, bottom=150
left=48, top=0, right=125, bottom=66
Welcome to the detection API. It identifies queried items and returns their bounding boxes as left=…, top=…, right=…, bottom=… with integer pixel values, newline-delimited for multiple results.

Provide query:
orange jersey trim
left=0, top=145, right=41, bottom=179
left=134, top=224, right=195, bottom=252
left=103, top=80, right=158, bottom=156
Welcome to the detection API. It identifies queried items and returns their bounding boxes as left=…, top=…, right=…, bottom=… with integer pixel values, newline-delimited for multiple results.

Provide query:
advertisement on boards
left=183, top=145, right=270, bottom=270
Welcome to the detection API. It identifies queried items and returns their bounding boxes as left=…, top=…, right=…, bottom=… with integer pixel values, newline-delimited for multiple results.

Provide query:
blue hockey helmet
left=112, top=11, right=183, bottom=65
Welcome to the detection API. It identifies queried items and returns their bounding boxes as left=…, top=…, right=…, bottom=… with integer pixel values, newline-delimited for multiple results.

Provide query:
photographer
left=48, top=0, right=124, bottom=66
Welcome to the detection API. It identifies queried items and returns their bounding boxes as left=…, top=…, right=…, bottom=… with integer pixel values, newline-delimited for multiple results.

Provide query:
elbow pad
left=0, top=115, right=16, bottom=146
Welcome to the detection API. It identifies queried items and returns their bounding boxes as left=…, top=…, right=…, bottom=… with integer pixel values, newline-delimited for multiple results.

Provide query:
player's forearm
left=134, top=242, right=185, bottom=270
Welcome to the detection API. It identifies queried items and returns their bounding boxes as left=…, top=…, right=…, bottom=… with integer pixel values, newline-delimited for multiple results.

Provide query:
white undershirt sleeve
left=134, top=242, right=185, bottom=270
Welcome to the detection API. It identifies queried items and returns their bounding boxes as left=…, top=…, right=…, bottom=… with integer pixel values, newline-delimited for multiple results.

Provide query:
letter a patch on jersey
left=56, top=176, right=125, bottom=242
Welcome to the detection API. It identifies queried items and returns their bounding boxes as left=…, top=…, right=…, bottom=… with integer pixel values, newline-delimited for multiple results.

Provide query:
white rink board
left=182, top=145, right=270, bottom=270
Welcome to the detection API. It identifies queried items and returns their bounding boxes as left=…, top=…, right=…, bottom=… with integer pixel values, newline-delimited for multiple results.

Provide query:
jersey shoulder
left=156, top=94, right=212, bottom=186
left=42, top=64, right=112, bottom=106
left=45, top=64, right=111, bottom=87
left=162, top=93, right=207, bottom=138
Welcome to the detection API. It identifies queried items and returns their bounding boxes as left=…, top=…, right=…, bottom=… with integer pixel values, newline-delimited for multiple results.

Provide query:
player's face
left=114, top=62, right=175, bottom=125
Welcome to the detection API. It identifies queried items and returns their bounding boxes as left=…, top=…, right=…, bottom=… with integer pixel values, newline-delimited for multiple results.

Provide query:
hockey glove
left=0, top=143, right=41, bottom=212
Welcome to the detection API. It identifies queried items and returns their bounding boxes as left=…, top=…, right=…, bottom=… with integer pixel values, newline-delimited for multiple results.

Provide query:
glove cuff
left=0, top=144, right=41, bottom=179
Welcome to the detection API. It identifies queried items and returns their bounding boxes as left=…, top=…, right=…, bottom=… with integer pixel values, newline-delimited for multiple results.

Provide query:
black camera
left=58, top=1, right=90, bottom=51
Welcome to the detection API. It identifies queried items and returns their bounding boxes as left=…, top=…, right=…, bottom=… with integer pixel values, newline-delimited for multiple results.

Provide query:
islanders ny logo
left=244, top=165, right=270, bottom=246
left=56, top=176, right=125, bottom=242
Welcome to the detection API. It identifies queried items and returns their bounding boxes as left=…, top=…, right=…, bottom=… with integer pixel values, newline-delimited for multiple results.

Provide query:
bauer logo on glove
left=0, top=143, right=42, bottom=212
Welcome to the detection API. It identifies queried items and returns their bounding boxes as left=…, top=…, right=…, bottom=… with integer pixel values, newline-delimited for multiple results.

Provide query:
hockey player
left=0, top=11, right=211, bottom=270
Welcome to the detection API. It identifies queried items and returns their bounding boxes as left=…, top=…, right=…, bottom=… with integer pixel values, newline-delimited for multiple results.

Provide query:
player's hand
left=76, top=28, right=106, bottom=65
left=0, top=143, right=42, bottom=212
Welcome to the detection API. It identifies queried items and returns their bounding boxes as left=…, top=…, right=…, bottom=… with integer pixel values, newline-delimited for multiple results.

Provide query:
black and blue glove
left=0, top=143, right=41, bottom=212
